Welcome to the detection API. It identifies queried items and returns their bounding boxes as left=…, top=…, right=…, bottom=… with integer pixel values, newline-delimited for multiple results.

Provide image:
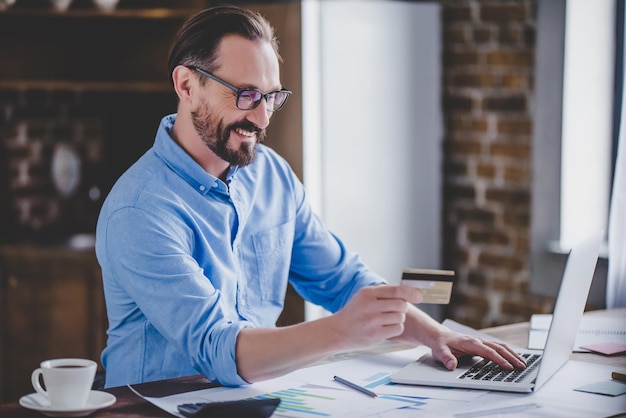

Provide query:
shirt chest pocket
left=250, top=220, right=295, bottom=301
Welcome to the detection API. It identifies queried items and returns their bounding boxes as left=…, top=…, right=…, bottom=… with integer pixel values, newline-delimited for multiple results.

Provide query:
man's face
left=191, top=100, right=265, bottom=167
left=191, top=35, right=282, bottom=167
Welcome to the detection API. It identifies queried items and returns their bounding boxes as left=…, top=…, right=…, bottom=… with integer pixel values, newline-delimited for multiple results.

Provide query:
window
left=301, top=0, right=443, bottom=320
left=531, top=0, right=619, bottom=304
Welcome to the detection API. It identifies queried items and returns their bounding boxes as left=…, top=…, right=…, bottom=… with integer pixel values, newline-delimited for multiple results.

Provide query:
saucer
left=19, top=390, right=116, bottom=417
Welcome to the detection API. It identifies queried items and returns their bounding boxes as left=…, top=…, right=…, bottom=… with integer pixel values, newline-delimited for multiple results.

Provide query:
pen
left=612, top=371, right=626, bottom=382
left=333, top=375, right=378, bottom=398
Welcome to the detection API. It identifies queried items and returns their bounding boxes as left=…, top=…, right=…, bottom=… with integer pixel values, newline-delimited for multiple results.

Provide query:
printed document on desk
left=129, top=344, right=490, bottom=417
left=127, top=315, right=625, bottom=417
left=128, top=332, right=625, bottom=417
left=129, top=368, right=418, bottom=417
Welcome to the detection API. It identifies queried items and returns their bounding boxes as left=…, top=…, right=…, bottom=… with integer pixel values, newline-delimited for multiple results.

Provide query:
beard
left=191, top=102, right=266, bottom=167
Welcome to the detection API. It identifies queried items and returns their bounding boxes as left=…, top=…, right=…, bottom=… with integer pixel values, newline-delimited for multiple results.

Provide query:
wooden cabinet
left=0, top=246, right=107, bottom=402
left=0, top=3, right=193, bottom=85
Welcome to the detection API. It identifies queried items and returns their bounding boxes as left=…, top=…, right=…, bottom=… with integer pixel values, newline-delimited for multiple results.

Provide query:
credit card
left=401, top=268, right=455, bottom=304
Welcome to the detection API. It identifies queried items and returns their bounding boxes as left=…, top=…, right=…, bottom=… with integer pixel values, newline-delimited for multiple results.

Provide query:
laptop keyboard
left=458, top=353, right=541, bottom=383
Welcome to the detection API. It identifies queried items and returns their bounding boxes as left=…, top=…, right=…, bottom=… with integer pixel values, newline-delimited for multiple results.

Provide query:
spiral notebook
left=528, top=314, right=626, bottom=352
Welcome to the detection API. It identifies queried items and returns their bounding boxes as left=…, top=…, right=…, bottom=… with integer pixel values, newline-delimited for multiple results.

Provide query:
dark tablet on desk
left=177, top=398, right=280, bottom=418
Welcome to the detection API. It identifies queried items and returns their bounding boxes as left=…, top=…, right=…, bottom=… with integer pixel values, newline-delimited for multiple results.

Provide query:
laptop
left=390, top=232, right=603, bottom=393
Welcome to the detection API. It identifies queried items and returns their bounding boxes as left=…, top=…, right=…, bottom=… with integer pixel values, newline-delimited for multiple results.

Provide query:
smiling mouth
left=234, top=127, right=256, bottom=140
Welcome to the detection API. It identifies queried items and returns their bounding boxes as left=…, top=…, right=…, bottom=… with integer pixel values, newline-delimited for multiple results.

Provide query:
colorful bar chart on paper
left=256, top=387, right=333, bottom=416
left=362, top=372, right=392, bottom=389
left=254, top=384, right=418, bottom=418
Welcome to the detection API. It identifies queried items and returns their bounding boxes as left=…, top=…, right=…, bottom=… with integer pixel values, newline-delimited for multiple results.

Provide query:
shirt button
left=199, top=185, right=206, bottom=192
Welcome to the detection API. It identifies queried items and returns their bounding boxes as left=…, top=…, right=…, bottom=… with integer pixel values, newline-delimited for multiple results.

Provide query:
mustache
left=227, top=120, right=264, bottom=137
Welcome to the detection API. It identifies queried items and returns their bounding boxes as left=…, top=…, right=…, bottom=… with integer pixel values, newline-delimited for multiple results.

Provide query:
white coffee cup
left=31, top=358, right=97, bottom=409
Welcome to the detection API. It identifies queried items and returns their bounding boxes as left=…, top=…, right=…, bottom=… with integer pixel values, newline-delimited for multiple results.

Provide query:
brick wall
left=440, top=0, right=555, bottom=328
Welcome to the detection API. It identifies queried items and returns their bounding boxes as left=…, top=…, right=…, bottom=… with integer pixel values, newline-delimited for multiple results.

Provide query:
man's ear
left=171, top=65, right=196, bottom=105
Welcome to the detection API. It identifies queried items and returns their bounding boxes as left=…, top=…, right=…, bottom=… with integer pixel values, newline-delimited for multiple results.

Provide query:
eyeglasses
left=188, top=66, right=291, bottom=112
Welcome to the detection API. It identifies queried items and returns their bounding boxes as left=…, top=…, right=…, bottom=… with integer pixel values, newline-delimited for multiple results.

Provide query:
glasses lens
left=265, top=93, right=278, bottom=111
left=237, top=90, right=262, bottom=110
left=271, top=91, right=290, bottom=111
left=236, top=89, right=291, bottom=111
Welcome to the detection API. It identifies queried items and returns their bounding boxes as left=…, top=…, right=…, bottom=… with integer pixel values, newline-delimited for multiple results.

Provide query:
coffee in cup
left=31, top=358, right=97, bottom=409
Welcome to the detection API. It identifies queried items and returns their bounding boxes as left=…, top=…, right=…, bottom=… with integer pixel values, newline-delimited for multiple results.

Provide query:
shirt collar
left=153, top=114, right=238, bottom=195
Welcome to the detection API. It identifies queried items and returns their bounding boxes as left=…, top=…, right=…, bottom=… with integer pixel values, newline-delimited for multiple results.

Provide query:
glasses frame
left=188, top=66, right=291, bottom=112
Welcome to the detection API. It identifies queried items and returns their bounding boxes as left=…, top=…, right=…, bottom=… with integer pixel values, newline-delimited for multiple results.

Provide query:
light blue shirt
left=96, top=114, right=385, bottom=388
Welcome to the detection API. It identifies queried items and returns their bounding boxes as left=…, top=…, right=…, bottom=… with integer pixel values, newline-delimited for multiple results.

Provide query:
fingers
left=360, top=298, right=408, bottom=332
left=433, top=334, right=528, bottom=371
left=353, top=286, right=422, bottom=338
left=484, top=341, right=527, bottom=369
left=471, top=343, right=514, bottom=370
left=374, top=298, right=410, bottom=314
left=467, top=340, right=527, bottom=370
left=376, top=311, right=407, bottom=327
left=430, top=342, right=458, bottom=370
left=332, top=286, right=416, bottom=349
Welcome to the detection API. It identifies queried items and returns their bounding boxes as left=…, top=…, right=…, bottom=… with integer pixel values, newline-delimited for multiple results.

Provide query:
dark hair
left=167, top=5, right=281, bottom=86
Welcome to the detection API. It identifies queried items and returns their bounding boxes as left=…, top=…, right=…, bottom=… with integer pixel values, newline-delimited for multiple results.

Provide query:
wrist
left=404, top=304, right=448, bottom=347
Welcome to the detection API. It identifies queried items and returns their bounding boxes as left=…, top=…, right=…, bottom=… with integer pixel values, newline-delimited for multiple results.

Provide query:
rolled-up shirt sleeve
left=100, top=204, right=250, bottom=386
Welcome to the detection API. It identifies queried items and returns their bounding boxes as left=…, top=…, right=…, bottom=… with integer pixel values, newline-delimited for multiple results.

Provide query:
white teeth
left=235, top=128, right=255, bottom=137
